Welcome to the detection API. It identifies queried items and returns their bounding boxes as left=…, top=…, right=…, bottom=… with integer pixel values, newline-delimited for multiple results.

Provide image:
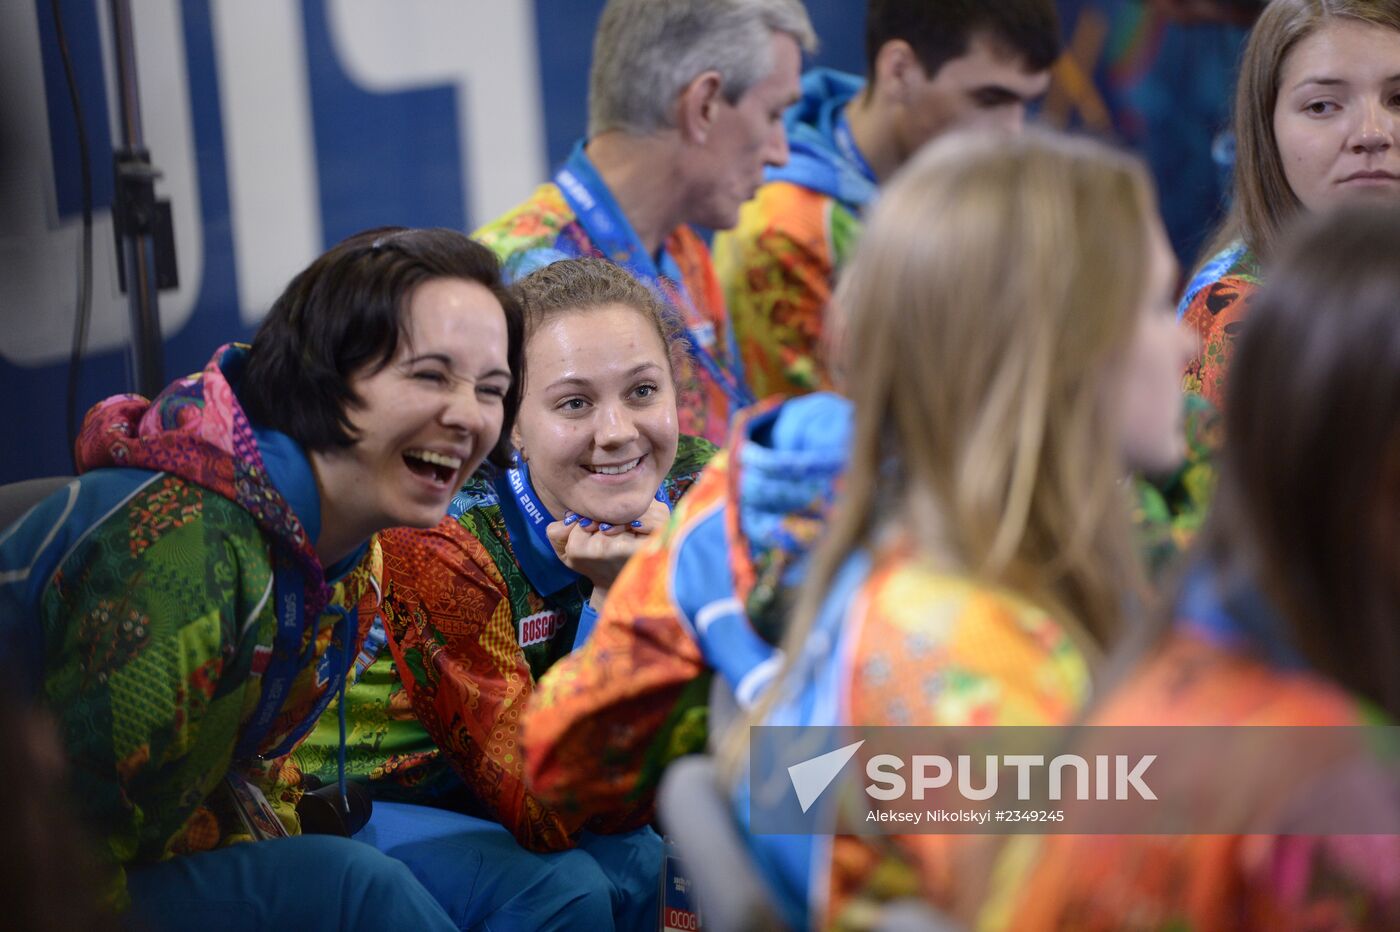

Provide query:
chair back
left=0, top=477, right=74, bottom=535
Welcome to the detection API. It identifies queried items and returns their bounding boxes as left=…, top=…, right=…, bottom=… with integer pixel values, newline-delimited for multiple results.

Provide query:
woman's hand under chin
left=545, top=498, right=671, bottom=607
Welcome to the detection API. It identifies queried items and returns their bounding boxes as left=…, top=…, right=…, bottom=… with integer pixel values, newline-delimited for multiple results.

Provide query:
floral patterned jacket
left=0, top=345, right=378, bottom=905
left=713, top=69, right=872, bottom=401
left=295, top=436, right=714, bottom=851
left=1179, top=242, right=1261, bottom=407
left=982, top=570, right=1400, bottom=931
left=522, top=392, right=1219, bottom=843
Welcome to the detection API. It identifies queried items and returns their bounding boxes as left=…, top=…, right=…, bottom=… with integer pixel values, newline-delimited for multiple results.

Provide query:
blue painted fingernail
left=578, top=518, right=593, bottom=528
left=598, top=523, right=613, bottom=532
left=630, top=520, right=643, bottom=528
left=563, top=512, right=578, bottom=526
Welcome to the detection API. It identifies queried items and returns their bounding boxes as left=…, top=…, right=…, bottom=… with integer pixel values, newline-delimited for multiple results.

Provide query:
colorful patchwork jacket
left=522, top=393, right=1218, bottom=835
left=982, top=568, right=1400, bottom=931
left=712, top=69, right=875, bottom=400
left=0, top=345, right=379, bottom=905
left=736, top=545, right=1093, bottom=929
left=473, top=143, right=740, bottom=446
left=1179, top=242, right=1261, bottom=407
left=294, top=435, right=714, bottom=852
left=1132, top=393, right=1221, bottom=580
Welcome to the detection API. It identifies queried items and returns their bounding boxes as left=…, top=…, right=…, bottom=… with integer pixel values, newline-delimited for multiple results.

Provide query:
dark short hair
left=241, top=226, right=524, bottom=468
left=510, top=257, right=690, bottom=387
left=865, top=0, right=1060, bottom=79
left=1210, top=204, right=1400, bottom=717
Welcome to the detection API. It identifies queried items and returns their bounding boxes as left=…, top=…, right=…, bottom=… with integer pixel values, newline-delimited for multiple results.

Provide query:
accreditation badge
left=659, top=837, right=701, bottom=931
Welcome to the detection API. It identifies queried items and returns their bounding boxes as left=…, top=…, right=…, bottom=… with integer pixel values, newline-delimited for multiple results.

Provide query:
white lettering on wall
left=211, top=0, right=322, bottom=325
left=326, top=0, right=546, bottom=225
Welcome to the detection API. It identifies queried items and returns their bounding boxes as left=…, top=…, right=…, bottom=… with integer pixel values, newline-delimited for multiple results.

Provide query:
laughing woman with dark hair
left=0, top=226, right=518, bottom=930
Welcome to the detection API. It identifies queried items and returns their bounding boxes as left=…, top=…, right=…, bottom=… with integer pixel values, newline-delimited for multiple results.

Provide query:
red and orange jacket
left=524, top=394, right=853, bottom=823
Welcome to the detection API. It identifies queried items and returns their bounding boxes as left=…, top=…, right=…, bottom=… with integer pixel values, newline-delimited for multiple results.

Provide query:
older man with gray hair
left=476, top=0, right=816, bottom=447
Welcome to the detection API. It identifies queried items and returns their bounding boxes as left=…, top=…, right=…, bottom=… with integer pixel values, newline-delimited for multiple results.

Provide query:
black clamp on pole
left=109, top=0, right=177, bottom=400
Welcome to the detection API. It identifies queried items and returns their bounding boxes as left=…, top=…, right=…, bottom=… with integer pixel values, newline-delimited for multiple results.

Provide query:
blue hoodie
left=768, top=68, right=879, bottom=212
left=668, top=392, right=854, bottom=704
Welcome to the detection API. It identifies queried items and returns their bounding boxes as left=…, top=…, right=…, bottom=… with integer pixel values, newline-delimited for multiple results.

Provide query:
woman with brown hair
left=991, top=203, right=1400, bottom=930
left=1180, top=0, right=1400, bottom=406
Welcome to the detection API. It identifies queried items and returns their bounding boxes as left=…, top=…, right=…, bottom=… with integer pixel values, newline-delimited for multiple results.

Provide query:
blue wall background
left=3, top=1, right=1245, bottom=484
left=3, top=0, right=866, bottom=484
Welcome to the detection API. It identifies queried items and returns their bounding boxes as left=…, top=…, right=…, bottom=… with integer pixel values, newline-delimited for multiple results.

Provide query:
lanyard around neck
left=492, top=461, right=579, bottom=597
left=232, top=554, right=350, bottom=762
left=491, top=458, right=674, bottom=598
left=554, top=144, right=754, bottom=412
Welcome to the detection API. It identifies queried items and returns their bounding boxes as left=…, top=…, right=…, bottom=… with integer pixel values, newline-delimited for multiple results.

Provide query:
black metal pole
left=109, top=0, right=165, bottom=399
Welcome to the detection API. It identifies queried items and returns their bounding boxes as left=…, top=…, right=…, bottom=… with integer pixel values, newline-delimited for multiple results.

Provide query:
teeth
left=588, top=457, right=641, bottom=476
left=405, top=449, right=463, bottom=470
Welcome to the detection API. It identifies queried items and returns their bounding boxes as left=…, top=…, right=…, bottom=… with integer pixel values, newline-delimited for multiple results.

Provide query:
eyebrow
left=1293, top=76, right=1347, bottom=89
left=1292, top=73, right=1400, bottom=89
left=407, top=353, right=511, bottom=382
left=973, top=85, right=1024, bottom=100
left=405, top=353, right=453, bottom=367
left=972, top=84, right=1044, bottom=104
left=544, top=362, right=663, bottom=392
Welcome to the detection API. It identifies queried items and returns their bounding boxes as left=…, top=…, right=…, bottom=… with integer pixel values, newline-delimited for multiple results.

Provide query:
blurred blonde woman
left=723, top=127, right=1195, bottom=930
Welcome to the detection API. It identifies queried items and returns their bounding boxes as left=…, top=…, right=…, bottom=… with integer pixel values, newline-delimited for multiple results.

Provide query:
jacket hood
left=75, top=343, right=328, bottom=599
left=766, top=68, right=876, bottom=210
left=732, top=392, right=852, bottom=584
left=1178, top=241, right=1254, bottom=319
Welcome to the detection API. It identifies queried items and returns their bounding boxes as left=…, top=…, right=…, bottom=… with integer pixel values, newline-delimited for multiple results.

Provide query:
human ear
left=873, top=39, right=925, bottom=104
left=677, top=70, right=724, bottom=144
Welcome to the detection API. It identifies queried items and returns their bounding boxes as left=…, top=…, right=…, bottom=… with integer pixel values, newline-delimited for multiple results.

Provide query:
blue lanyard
left=554, top=144, right=754, bottom=411
left=492, top=461, right=577, bottom=596
left=233, top=555, right=349, bottom=762
left=490, top=459, right=673, bottom=598
left=833, top=110, right=877, bottom=186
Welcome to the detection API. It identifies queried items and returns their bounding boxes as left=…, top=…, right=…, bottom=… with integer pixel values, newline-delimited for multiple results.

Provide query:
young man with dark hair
left=714, top=0, right=1060, bottom=399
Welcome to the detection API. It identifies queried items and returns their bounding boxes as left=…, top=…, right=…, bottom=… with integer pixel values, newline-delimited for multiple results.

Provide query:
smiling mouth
left=403, top=448, right=463, bottom=486
left=584, top=456, right=643, bottom=477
